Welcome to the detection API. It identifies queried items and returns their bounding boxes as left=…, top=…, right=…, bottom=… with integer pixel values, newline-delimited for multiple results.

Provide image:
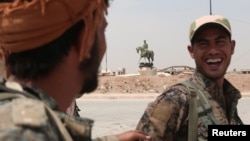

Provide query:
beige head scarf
left=0, top=0, right=107, bottom=60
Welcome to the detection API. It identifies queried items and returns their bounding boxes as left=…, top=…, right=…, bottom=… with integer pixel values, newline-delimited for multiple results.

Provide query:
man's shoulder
left=0, top=82, right=60, bottom=140
left=0, top=80, right=50, bottom=129
left=163, top=80, right=192, bottom=95
left=0, top=98, right=59, bottom=140
left=0, top=94, right=48, bottom=128
left=153, top=79, right=196, bottom=105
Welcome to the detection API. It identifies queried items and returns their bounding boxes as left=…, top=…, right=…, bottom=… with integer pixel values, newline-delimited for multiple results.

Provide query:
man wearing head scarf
left=136, top=14, right=244, bottom=141
left=0, top=0, right=150, bottom=141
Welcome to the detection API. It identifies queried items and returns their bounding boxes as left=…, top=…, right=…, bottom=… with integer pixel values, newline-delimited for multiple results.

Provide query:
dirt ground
left=92, top=72, right=250, bottom=94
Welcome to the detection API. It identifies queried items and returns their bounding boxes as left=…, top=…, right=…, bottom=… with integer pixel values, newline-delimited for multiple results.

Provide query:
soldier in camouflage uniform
left=0, top=0, right=150, bottom=141
left=136, top=15, right=244, bottom=141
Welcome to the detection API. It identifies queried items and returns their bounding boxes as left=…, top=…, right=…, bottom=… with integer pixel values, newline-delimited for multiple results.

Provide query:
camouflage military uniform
left=0, top=79, right=119, bottom=141
left=136, top=70, right=243, bottom=141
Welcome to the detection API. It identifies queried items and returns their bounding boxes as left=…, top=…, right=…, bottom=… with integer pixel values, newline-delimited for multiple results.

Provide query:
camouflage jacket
left=0, top=79, right=119, bottom=141
left=136, top=70, right=243, bottom=141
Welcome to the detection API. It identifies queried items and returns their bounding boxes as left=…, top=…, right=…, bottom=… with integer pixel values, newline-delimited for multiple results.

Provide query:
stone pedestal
left=138, top=67, right=157, bottom=76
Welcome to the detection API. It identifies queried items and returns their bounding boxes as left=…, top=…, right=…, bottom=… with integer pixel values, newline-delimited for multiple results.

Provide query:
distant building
left=241, top=69, right=250, bottom=74
left=117, top=68, right=126, bottom=75
left=99, top=69, right=115, bottom=76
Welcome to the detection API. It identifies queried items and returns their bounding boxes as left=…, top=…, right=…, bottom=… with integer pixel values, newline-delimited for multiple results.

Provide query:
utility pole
left=105, top=51, right=107, bottom=72
left=209, top=0, right=212, bottom=15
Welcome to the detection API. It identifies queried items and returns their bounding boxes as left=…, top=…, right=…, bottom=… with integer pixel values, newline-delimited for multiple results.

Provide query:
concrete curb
left=80, top=93, right=160, bottom=99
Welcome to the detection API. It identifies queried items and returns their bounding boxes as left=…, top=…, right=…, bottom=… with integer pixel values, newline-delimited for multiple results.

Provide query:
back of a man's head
left=0, top=0, right=109, bottom=79
left=6, top=21, right=84, bottom=80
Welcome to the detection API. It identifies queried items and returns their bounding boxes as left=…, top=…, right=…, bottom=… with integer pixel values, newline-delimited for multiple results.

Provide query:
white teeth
left=207, top=58, right=222, bottom=63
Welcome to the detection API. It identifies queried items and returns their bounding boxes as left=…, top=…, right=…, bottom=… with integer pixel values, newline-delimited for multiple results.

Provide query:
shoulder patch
left=12, top=98, right=48, bottom=127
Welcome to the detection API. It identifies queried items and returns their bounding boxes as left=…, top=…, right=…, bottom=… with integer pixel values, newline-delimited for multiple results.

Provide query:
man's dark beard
left=80, top=74, right=98, bottom=94
left=77, top=39, right=101, bottom=97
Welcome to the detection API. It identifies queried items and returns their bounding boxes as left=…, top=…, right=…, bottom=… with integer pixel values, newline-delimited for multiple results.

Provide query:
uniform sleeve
left=136, top=87, right=189, bottom=141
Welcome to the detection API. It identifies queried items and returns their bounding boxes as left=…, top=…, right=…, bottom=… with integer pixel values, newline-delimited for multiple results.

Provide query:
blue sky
left=101, top=0, right=250, bottom=74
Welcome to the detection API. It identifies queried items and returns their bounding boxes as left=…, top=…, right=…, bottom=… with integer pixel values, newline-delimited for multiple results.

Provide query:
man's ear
left=187, top=45, right=195, bottom=59
left=231, top=40, right=236, bottom=55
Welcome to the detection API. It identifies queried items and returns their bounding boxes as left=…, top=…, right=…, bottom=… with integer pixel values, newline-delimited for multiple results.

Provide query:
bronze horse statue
left=136, top=46, right=154, bottom=64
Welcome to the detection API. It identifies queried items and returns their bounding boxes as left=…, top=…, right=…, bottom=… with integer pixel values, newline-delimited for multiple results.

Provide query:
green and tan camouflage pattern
left=189, top=15, right=231, bottom=41
left=0, top=80, right=118, bottom=141
left=136, top=70, right=243, bottom=141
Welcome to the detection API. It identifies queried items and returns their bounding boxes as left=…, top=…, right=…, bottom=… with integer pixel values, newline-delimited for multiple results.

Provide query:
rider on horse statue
left=136, top=40, right=154, bottom=68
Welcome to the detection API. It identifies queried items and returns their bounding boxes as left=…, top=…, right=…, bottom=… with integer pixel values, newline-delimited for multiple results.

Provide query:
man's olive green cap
left=189, top=15, right=231, bottom=41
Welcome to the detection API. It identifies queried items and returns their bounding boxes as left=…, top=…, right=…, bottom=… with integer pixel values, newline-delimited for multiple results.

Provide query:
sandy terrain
left=1, top=60, right=250, bottom=97
left=90, top=72, right=250, bottom=96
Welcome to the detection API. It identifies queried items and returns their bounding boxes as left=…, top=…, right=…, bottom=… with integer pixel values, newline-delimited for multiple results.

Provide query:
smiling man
left=136, top=15, right=244, bottom=141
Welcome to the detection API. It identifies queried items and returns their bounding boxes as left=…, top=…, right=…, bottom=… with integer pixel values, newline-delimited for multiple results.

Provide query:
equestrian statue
left=136, top=40, right=154, bottom=68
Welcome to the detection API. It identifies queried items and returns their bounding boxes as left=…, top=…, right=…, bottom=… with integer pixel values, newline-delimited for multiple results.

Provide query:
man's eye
left=198, top=41, right=207, bottom=46
left=217, top=39, right=226, bottom=43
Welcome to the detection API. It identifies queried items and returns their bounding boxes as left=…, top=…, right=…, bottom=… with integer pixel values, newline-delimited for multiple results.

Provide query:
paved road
left=76, top=97, right=250, bottom=138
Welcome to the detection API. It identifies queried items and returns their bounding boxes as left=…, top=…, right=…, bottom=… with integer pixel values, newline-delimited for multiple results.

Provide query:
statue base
left=139, top=62, right=153, bottom=68
left=137, top=67, right=157, bottom=76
